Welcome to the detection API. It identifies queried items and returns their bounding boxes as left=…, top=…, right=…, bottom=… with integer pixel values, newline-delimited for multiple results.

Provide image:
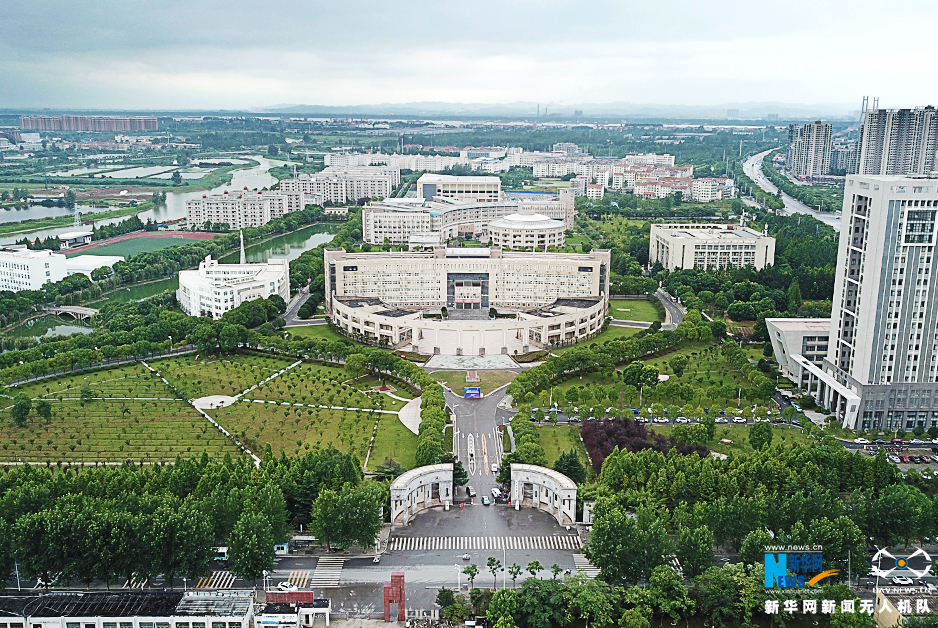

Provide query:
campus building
left=857, top=106, right=938, bottom=176
left=360, top=188, right=575, bottom=246
left=177, top=247, right=290, bottom=319
left=415, top=173, right=501, bottom=203
left=0, top=246, right=67, bottom=291
left=767, top=174, right=938, bottom=430
left=765, top=318, right=832, bottom=390
left=487, top=213, right=566, bottom=250
left=186, top=189, right=318, bottom=230
left=0, top=590, right=254, bottom=628
left=279, top=167, right=399, bottom=205
left=648, top=224, right=776, bottom=271
left=324, top=246, right=610, bottom=356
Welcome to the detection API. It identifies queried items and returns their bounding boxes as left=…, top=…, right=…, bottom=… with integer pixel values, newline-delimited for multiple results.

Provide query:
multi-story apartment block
left=280, top=167, right=399, bottom=205
left=787, top=121, right=833, bottom=178
left=857, top=107, right=938, bottom=176
left=186, top=189, right=318, bottom=230
left=20, top=115, right=158, bottom=131
left=649, top=223, right=775, bottom=271
left=831, top=142, right=859, bottom=174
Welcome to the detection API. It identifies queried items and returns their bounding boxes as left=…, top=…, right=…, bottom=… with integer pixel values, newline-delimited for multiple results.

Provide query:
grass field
left=551, top=326, right=641, bottom=354
left=15, top=363, right=178, bottom=400
left=537, top=424, right=587, bottom=467
left=608, top=299, right=662, bottom=322
left=651, top=422, right=811, bottom=456
left=429, top=370, right=517, bottom=396
left=285, top=325, right=349, bottom=343
left=250, top=363, right=378, bottom=410
left=366, top=413, right=418, bottom=472
left=151, top=353, right=296, bottom=399
left=64, top=236, right=208, bottom=258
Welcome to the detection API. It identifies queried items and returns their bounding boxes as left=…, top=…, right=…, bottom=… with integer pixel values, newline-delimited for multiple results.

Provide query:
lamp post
left=455, top=565, right=461, bottom=591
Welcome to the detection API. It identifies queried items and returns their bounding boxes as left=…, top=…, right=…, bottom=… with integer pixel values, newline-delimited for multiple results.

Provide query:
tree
left=267, top=144, right=280, bottom=156
left=788, top=279, right=803, bottom=312
left=553, top=449, right=587, bottom=484
left=692, top=565, right=741, bottom=625
left=442, top=595, right=472, bottom=622
left=700, top=414, right=716, bottom=440
left=253, top=483, right=290, bottom=543
left=463, top=563, right=479, bottom=589
left=585, top=499, right=672, bottom=585
left=738, top=529, right=773, bottom=567
left=309, top=482, right=383, bottom=551
left=507, top=563, right=522, bottom=588
left=566, top=387, right=580, bottom=404
left=516, top=578, right=568, bottom=628
left=228, top=510, right=274, bottom=584
left=749, top=421, right=773, bottom=450
left=669, top=355, right=689, bottom=377
left=344, top=353, right=370, bottom=379
left=647, top=565, right=694, bottom=623
left=436, top=587, right=457, bottom=609
left=676, top=525, right=714, bottom=578
left=567, top=574, right=616, bottom=628
left=64, top=190, right=76, bottom=209
left=171, top=171, right=183, bottom=185
left=527, top=560, right=543, bottom=579
left=470, top=587, right=494, bottom=616
left=34, top=399, right=52, bottom=423
left=488, top=556, right=503, bottom=588
left=619, top=608, right=651, bottom=628
left=11, top=393, right=31, bottom=426
left=487, top=588, right=519, bottom=624
left=550, top=563, right=563, bottom=579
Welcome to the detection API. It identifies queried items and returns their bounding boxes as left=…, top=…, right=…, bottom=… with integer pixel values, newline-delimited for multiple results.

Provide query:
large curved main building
left=324, top=246, right=610, bottom=356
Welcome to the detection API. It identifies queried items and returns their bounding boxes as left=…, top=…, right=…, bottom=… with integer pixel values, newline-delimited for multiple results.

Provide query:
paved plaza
left=424, top=354, right=519, bottom=371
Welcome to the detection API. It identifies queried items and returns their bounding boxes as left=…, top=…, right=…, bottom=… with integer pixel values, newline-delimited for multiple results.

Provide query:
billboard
left=464, top=387, right=482, bottom=399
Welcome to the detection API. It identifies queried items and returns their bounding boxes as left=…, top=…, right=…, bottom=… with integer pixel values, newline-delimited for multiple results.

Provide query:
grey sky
left=2, top=0, right=936, bottom=112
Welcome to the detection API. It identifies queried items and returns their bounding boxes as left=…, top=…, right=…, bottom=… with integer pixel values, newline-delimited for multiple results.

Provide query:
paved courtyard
left=424, top=355, right=519, bottom=371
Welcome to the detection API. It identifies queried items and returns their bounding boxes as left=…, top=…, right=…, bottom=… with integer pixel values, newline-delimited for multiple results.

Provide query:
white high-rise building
left=857, top=107, right=938, bottom=176
left=770, top=175, right=938, bottom=430
left=787, top=121, right=832, bottom=178
left=0, top=247, right=66, bottom=291
left=280, top=167, right=399, bottom=205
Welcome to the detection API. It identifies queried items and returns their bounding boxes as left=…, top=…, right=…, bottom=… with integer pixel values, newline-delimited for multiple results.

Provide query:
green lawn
left=285, top=324, right=349, bottom=343
left=64, top=236, right=208, bottom=258
left=537, top=424, right=587, bottom=467
left=151, top=353, right=296, bottom=399
left=551, top=326, right=641, bottom=354
left=652, top=423, right=811, bottom=456
left=367, top=414, right=418, bottom=472
left=608, top=299, right=661, bottom=322
left=429, top=370, right=517, bottom=396
left=15, top=363, right=175, bottom=400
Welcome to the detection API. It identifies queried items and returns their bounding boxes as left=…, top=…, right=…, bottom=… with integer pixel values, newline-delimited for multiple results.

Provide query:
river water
left=1, top=155, right=282, bottom=244
left=7, top=316, right=93, bottom=339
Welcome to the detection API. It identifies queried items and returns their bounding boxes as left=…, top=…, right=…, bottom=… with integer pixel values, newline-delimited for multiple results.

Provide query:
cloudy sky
left=2, top=0, right=936, bottom=113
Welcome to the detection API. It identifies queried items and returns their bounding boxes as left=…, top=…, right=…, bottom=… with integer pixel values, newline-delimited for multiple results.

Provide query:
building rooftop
left=489, top=213, right=563, bottom=230
left=57, top=231, right=94, bottom=240
left=335, top=296, right=383, bottom=308
left=65, top=254, right=125, bottom=270
left=0, top=592, right=184, bottom=618
left=764, top=318, right=832, bottom=332
left=653, top=224, right=766, bottom=239
left=416, top=174, right=500, bottom=184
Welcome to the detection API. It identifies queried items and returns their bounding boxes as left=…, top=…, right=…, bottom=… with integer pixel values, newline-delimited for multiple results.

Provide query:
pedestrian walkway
left=196, top=571, right=236, bottom=588
left=387, top=535, right=582, bottom=551
left=572, top=553, right=601, bottom=578
left=285, top=570, right=311, bottom=588
left=244, top=399, right=400, bottom=415
left=309, top=557, right=345, bottom=587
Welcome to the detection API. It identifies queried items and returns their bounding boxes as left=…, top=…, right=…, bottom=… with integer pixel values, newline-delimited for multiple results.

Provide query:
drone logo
left=870, top=548, right=933, bottom=579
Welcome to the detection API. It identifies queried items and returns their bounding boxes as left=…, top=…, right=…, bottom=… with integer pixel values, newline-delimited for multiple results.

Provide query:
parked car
left=900, top=456, right=911, bottom=463
left=676, top=416, right=690, bottom=423
left=855, top=437, right=870, bottom=444
left=930, top=455, right=938, bottom=464
left=467, top=486, right=476, bottom=498
left=910, top=439, right=925, bottom=445
left=892, top=576, right=914, bottom=586
left=653, top=416, right=668, bottom=423
left=715, top=417, right=729, bottom=424
left=491, top=463, right=498, bottom=472
left=872, top=438, right=887, bottom=444
left=491, top=488, right=501, bottom=498
left=791, top=403, right=802, bottom=412
left=733, top=416, right=746, bottom=424
left=481, top=496, right=490, bottom=506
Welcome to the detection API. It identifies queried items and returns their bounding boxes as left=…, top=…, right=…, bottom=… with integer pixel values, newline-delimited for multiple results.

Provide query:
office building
left=324, top=246, right=610, bottom=355
left=19, top=115, right=158, bottom=132
left=360, top=189, right=575, bottom=246
left=765, top=318, right=832, bottom=389
left=415, top=173, right=501, bottom=203
left=186, top=189, right=317, bottom=230
left=856, top=106, right=938, bottom=176
left=552, top=143, right=581, bottom=155
left=787, top=121, right=832, bottom=178
left=649, top=224, right=775, bottom=270
left=487, top=213, right=566, bottom=250
left=0, top=590, right=253, bottom=628
left=279, top=167, right=399, bottom=205
left=767, top=175, right=938, bottom=430
left=0, top=246, right=67, bottom=291
left=177, top=253, right=290, bottom=320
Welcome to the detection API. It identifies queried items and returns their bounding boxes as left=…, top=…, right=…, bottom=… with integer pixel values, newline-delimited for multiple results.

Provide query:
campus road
left=743, top=149, right=843, bottom=233
left=655, top=288, right=684, bottom=330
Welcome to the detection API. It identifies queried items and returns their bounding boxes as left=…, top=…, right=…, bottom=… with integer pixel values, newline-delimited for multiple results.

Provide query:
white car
left=491, top=488, right=501, bottom=498
left=892, top=576, right=914, bottom=586
left=675, top=416, right=691, bottom=423
left=277, top=581, right=298, bottom=592
left=733, top=416, right=746, bottom=424
left=715, top=417, right=729, bottom=424
left=854, top=437, right=870, bottom=444
left=653, top=416, right=669, bottom=423
left=491, top=463, right=498, bottom=472
left=910, top=439, right=925, bottom=445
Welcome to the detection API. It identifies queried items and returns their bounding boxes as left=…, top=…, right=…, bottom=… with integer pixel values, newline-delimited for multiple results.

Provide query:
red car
left=900, top=456, right=911, bottom=463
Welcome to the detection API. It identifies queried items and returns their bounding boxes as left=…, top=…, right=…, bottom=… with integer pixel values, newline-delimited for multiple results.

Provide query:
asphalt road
left=655, top=288, right=683, bottom=330
left=449, top=388, right=508, bottom=496
left=743, top=149, right=843, bottom=233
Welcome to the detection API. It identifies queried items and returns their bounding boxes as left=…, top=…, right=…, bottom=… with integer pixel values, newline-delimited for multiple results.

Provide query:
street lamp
left=455, top=565, right=461, bottom=591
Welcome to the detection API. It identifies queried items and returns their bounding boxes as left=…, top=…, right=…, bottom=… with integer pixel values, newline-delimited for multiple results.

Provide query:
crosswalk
left=196, top=571, right=236, bottom=589
left=122, top=576, right=147, bottom=589
left=573, top=554, right=601, bottom=578
left=309, top=557, right=345, bottom=587
left=284, top=570, right=311, bottom=588
left=387, top=535, right=583, bottom=551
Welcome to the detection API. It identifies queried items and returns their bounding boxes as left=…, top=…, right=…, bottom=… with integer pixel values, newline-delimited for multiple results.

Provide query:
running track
left=71, top=231, right=217, bottom=253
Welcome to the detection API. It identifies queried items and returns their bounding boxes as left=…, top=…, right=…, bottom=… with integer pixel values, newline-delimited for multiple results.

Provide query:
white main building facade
left=325, top=246, right=610, bottom=356
left=177, top=254, right=290, bottom=319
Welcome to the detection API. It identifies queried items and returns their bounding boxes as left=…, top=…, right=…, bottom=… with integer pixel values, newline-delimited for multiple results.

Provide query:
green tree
left=34, top=399, right=52, bottom=422
left=676, top=525, right=714, bottom=578
left=647, top=565, right=694, bottom=623
left=487, top=556, right=503, bottom=588
left=171, top=170, right=183, bottom=185
left=470, top=587, right=494, bottom=616
left=553, top=449, right=586, bottom=484
left=309, top=482, right=384, bottom=551
left=516, top=578, right=567, bottom=628
left=11, top=393, right=31, bottom=426
left=436, top=587, right=457, bottom=609
left=619, top=608, right=651, bottom=628
left=463, top=563, right=479, bottom=589
left=567, top=574, right=616, bottom=628
left=749, top=421, right=773, bottom=450
left=344, top=353, right=370, bottom=379
left=507, top=563, right=522, bottom=588
left=669, top=355, right=689, bottom=377
left=64, top=190, right=77, bottom=209
left=587, top=499, right=675, bottom=585
left=738, top=529, right=773, bottom=567
left=487, top=588, right=519, bottom=623
left=788, top=279, right=803, bottom=312
left=228, top=511, right=274, bottom=584
left=700, top=414, right=716, bottom=440
left=527, top=560, right=543, bottom=578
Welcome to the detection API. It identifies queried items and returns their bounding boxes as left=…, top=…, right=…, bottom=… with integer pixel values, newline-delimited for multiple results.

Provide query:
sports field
left=65, top=232, right=216, bottom=258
